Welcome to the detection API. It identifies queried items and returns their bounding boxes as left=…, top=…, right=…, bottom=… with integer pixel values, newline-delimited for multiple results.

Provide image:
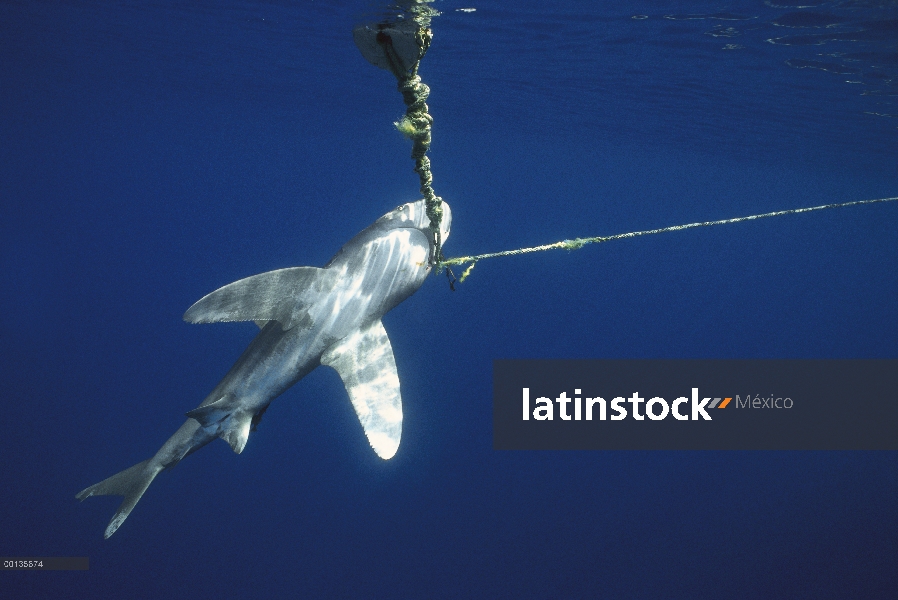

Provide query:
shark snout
left=438, top=200, right=452, bottom=242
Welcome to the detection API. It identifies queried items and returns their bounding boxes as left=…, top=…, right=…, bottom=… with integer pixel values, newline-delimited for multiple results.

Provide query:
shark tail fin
left=76, top=459, right=162, bottom=539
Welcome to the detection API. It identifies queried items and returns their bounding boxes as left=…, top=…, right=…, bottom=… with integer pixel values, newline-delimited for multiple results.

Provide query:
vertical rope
left=374, top=23, right=444, bottom=264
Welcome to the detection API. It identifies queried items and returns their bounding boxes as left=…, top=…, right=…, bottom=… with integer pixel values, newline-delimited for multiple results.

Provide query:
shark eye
left=396, top=205, right=405, bottom=211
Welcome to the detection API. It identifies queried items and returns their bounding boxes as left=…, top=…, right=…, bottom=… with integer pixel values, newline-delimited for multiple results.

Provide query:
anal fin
left=186, top=397, right=253, bottom=454
left=221, top=416, right=252, bottom=455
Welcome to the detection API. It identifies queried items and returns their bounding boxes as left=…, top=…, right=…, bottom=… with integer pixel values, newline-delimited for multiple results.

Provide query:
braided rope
left=377, top=24, right=444, bottom=263
left=439, top=196, right=898, bottom=281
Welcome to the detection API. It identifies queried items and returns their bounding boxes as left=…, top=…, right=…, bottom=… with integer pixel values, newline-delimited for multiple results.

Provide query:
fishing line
left=438, top=196, right=898, bottom=282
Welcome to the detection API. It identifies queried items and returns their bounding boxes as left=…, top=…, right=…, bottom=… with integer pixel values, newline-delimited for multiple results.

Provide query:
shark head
left=376, top=199, right=452, bottom=247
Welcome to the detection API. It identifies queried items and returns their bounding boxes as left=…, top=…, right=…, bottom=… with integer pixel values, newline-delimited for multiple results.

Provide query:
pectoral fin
left=321, top=320, right=402, bottom=459
left=183, top=267, right=336, bottom=330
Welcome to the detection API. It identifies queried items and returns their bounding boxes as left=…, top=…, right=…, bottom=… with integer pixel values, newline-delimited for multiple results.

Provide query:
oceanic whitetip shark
left=77, top=199, right=451, bottom=538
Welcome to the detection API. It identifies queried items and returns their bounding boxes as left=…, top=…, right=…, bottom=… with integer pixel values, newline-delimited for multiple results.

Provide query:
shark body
left=77, top=199, right=451, bottom=538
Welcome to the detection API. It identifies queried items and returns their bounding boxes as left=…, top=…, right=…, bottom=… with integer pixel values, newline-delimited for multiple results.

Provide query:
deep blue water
left=2, top=1, right=896, bottom=597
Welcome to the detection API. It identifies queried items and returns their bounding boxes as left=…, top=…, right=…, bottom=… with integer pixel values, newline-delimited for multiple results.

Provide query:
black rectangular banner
left=493, top=360, right=898, bottom=450
left=1, top=557, right=89, bottom=570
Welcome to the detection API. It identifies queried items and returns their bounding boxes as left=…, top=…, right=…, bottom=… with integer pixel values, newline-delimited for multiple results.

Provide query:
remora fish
left=77, top=199, right=451, bottom=538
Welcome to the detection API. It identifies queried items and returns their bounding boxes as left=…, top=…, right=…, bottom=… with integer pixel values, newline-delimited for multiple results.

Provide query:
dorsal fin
left=183, top=267, right=336, bottom=330
left=321, top=320, right=402, bottom=459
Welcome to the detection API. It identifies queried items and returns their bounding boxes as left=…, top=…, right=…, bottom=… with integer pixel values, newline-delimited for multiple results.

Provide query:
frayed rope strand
left=439, top=196, right=897, bottom=269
